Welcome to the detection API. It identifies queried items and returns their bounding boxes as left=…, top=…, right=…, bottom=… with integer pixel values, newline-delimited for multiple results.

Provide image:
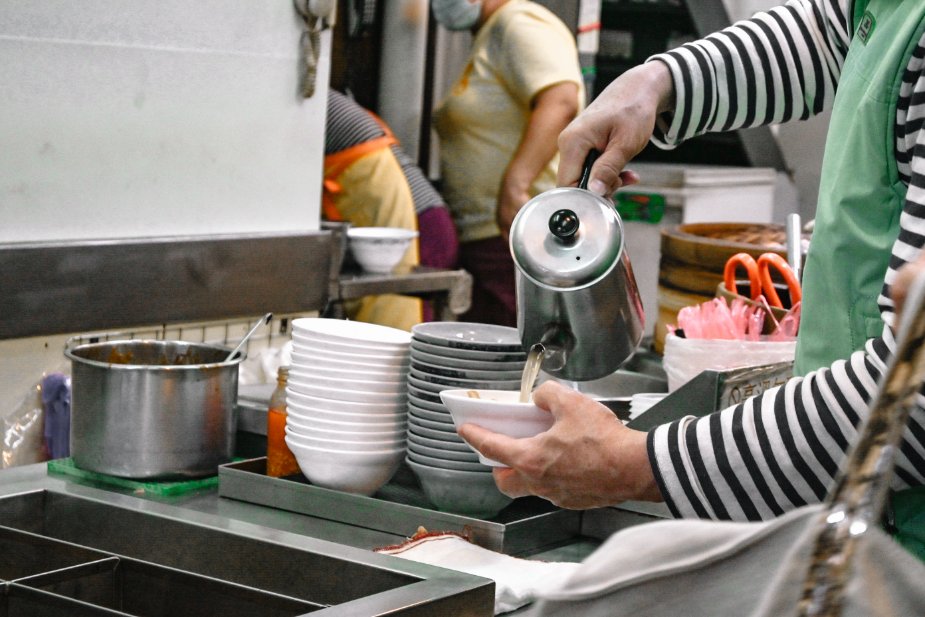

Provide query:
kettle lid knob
left=549, top=209, right=580, bottom=240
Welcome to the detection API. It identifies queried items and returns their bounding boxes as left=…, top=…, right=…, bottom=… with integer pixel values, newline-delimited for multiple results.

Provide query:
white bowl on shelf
left=287, top=380, right=408, bottom=404
left=290, top=350, right=408, bottom=379
left=287, top=414, right=407, bottom=439
left=286, top=409, right=407, bottom=433
left=292, top=317, right=412, bottom=347
left=288, top=369, right=406, bottom=394
left=286, top=387, right=406, bottom=416
left=286, top=436, right=404, bottom=495
left=292, top=331, right=411, bottom=358
left=347, top=227, right=419, bottom=274
left=285, top=426, right=405, bottom=451
left=406, top=458, right=512, bottom=518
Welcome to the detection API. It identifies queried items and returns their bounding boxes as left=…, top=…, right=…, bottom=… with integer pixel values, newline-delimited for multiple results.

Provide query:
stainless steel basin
left=0, top=490, right=493, bottom=616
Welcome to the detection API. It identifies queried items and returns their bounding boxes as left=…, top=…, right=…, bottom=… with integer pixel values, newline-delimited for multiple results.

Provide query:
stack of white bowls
left=285, top=318, right=411, bottom=495
left=405, top=322, right=527, bottom=516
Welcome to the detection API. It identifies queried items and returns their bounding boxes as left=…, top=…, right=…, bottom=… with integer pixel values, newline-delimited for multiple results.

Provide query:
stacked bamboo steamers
left=406, top=322, right=528, bottom=517
left=286, top=318, right=411, bottom=495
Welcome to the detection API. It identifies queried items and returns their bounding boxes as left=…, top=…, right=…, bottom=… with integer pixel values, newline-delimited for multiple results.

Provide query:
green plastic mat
left=47, top=457, right=219, bottom=496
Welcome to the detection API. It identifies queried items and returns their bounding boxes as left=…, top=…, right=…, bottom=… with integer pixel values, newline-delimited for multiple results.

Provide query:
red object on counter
left=266, top=366, right=300, bottom=478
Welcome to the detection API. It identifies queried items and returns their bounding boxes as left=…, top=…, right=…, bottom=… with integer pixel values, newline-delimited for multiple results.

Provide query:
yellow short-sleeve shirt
left=433, top=0, right=584, bottom=243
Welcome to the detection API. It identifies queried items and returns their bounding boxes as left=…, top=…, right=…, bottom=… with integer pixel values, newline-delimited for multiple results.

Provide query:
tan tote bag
left=526, top=272, right=925, bottom=617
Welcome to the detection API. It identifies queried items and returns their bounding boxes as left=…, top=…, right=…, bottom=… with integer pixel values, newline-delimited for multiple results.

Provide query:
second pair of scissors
left=724, top=252, right=802, bottom=309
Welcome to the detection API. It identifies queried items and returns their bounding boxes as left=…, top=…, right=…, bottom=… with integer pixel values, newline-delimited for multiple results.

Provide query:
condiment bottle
left=266, top=366, right=300, bottom=477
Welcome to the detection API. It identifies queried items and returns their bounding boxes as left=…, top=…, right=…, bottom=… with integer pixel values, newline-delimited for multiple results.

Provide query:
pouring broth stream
left=520, top=343, right=546, bottom=403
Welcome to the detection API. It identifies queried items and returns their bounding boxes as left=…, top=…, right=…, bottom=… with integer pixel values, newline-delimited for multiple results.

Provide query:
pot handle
left=577, top=149, right=600, bottom=191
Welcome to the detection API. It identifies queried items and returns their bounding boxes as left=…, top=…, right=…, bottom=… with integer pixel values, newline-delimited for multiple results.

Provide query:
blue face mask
left=431, top=0, right=482, bottom=31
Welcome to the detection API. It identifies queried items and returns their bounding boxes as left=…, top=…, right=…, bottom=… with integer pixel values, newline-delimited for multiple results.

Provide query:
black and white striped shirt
left=325, top=90, right=446, bottom=215
left=646, top=0, right=925, bottom=520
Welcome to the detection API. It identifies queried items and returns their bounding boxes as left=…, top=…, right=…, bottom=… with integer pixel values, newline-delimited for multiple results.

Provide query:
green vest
left=795, top=0, right=925, bottom=561
left=793, top=0, right=922, bottom=375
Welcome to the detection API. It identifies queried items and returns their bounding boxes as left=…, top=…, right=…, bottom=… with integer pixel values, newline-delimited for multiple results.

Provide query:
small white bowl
left=291, top=362, right=408, bottom=382
left=286, top=437, right=404, bottom=495
left=406, top=458, right=512, bottom=518
left=292, top=331, right=411, bottom=359
left=439, top=389, right=555, bottom=467
left=287, top=387, right=406, bottom=416
left=347, top=227, right=419, bottom=274
left=287, top=414, right=407, bottom=439
left=285, top=426, right=405, bottom=451
left=290, top=348, right=410, bottom=371
left=292, top=317, right=412, bottom=347
left=287, top=409, right=407, bottom=433
left=288, top=369, right=406, bottom=394
left=288, top=379, right=408, bottom=405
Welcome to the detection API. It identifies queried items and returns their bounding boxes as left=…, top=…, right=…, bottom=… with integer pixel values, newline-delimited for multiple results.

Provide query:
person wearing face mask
left=430, top=0, right=583, bottom=327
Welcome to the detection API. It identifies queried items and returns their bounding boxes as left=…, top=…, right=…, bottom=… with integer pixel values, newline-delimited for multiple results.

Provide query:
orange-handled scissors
left=724, top=252, right=802, bottom=309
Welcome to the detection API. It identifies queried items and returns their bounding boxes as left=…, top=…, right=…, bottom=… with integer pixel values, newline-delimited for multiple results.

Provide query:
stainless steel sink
left=0, top=490, right=494, bottom=616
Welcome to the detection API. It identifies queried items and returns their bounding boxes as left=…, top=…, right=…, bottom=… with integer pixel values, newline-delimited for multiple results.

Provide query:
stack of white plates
left=284, top=318, right=412, bottom=495
left=404, top=322, right=527, bottom=515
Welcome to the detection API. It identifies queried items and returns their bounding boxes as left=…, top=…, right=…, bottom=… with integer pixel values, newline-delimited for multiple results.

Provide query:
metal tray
left=219, top=458, right=581, bottom=556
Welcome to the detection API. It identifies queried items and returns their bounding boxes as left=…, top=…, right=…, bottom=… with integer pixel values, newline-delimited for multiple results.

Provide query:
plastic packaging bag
left=662, top=332, right=796, bottom=392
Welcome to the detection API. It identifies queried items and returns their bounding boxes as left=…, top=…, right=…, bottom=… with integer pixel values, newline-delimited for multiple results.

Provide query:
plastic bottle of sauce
left=266, top=366, right=300, bottom=477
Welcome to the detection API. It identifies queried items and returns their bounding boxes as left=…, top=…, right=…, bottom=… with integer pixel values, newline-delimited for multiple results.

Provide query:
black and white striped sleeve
left=648, top=0, right=850, bottom=148
left=646, top=33, right=925, bottom=520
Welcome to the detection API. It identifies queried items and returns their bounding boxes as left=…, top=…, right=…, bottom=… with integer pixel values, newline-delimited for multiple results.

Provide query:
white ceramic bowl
left=347, top=227, right=419, bottom=274
left=290, top=348, right=410, bottom=371
left=287, top=408, right=407, bottom=434
left=292, top=317, right=412, bottom=347
left=288, top=369, right=406, bottom=394
left=406, top=458, right=512, bottom=518
left=290, top=363, right=408, bottom=383
left=292, top=331, right=412, bottom=359
left=287, top=414, right=407, bottom=439
left=439, top=389, right=555, bottom=466
left=286, top=436, right=404, bottom=495
left=287, top=387, right=407, bottom=416
left=291, top=350, right=408, bottom=377
left=285, top=426, right=405, bottom=451
left=288, top=379, right=408, bottom=405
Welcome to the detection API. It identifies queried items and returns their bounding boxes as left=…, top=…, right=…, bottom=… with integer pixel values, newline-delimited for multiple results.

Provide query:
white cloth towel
left=376, top=532, right=581, bottom=614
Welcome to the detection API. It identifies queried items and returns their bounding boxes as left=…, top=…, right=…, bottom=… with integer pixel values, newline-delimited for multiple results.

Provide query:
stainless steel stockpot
left=65, top=339, right=242, bottom=479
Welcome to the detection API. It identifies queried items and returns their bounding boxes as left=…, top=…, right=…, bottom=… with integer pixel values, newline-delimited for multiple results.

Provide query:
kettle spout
left=537, top=326, right=575, bottom=373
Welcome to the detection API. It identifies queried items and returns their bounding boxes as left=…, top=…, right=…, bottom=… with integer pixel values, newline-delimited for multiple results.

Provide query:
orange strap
left=322, top=112, right=398, bottom=222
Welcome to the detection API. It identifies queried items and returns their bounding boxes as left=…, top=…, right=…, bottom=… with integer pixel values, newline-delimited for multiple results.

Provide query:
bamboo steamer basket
left=654, top=222, right=806, bottom=353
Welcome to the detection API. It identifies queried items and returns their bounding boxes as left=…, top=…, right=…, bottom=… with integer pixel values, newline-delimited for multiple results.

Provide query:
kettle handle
left=577, top=149, right=600, bottom=191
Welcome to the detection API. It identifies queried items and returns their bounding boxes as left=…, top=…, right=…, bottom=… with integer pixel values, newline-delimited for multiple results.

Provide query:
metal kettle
left=509, top=153, right=645, bottom=381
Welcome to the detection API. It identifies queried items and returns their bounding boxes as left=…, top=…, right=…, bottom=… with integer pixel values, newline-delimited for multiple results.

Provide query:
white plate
left=407, top=404, right=453, bottom=424
left=408, top=367, right=520, bottom=390
left=410, top=347, right=526, bottom=371
left=407, top=423, right=468, bottom=444
left=406, top=450, right=490, bottom=473
left=410, top=358, right=523, bottom=382
left=410, top=340, right=527, bottom=362
left=407, top=382, right=444, bottom=403
left=290, top=348, right=410, bottom=372
left=407, top=440, right=480, bottom=463
left=407, top=392, right=446, bottom=413
left=411, top=322, right=524, bottom=352
left=408, top=411, right=459, bottom=433
left=406, top=430, right=473, bottom=452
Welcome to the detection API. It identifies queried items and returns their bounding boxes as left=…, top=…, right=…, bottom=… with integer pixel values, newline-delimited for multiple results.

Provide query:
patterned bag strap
left=798, top=270, right=925, bottom=616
